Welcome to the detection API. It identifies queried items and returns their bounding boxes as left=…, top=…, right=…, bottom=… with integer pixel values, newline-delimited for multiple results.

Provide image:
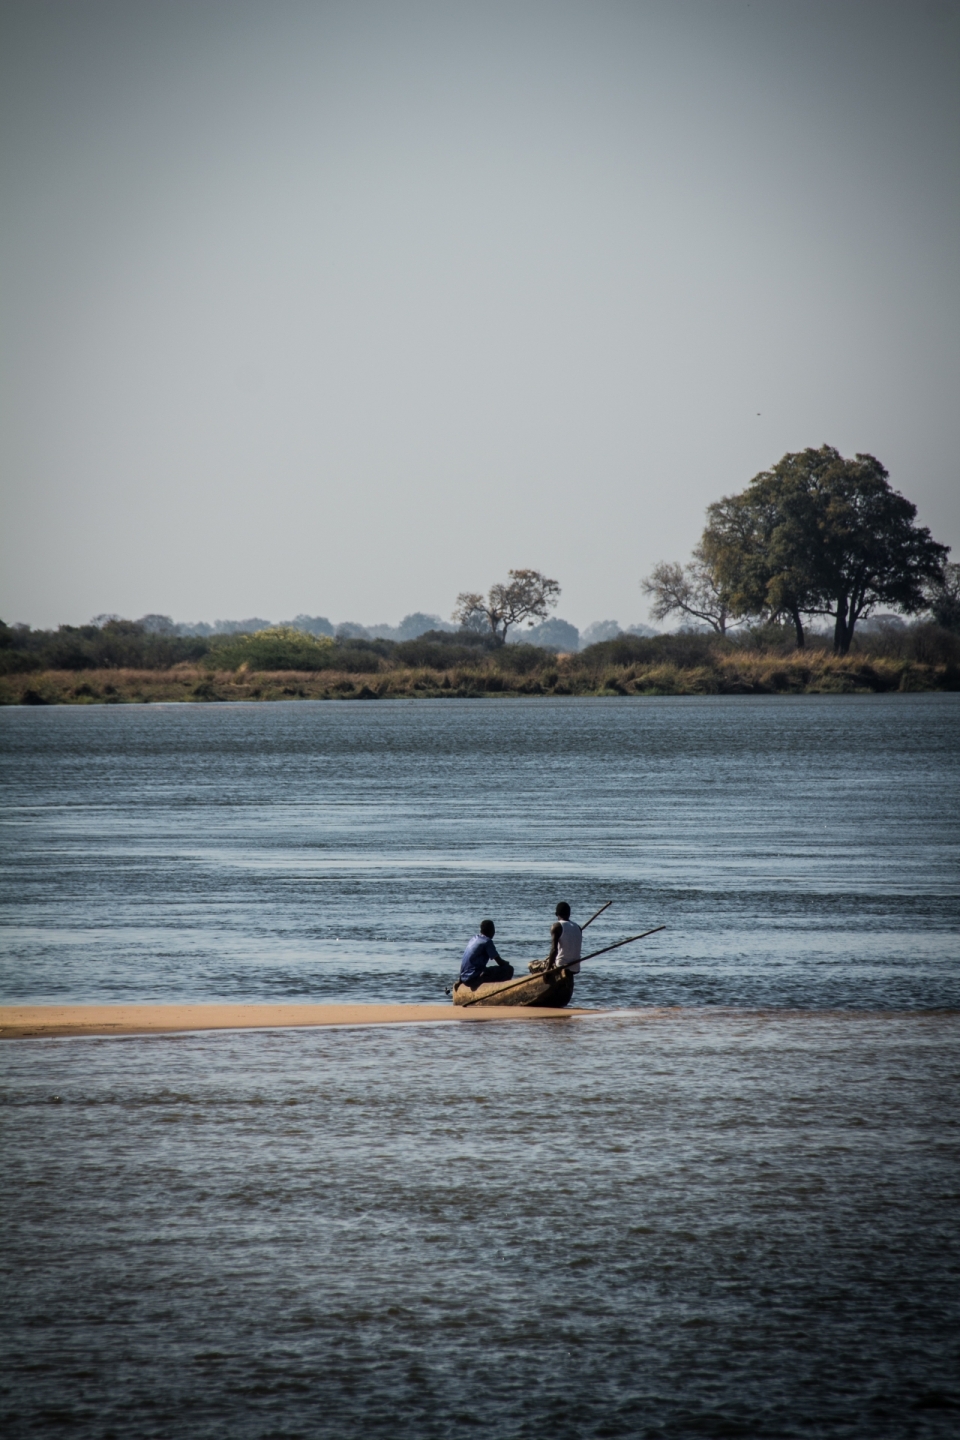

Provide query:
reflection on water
left=2, top=1013, right=958, bottom=1438
left=2, top=697, right=959, bottom=1436
left=1, top=695, right=958, bottom=1009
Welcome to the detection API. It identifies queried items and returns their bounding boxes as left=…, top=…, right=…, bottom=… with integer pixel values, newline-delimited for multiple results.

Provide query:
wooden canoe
left=451, top=968, right=575, bottom=1009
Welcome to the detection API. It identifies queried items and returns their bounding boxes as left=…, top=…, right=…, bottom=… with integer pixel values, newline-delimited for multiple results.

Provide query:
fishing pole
left=581, top=900, right=613, bottom=930
left=457, top=925, right=666, bottom=1008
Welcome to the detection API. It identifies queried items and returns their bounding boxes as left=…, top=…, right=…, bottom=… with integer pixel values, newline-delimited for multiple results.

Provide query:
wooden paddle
left=457, top=925, right=666, bottom=1008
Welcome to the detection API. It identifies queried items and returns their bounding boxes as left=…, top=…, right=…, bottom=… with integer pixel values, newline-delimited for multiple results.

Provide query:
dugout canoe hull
left=451, top=968, right=575, bottom=1009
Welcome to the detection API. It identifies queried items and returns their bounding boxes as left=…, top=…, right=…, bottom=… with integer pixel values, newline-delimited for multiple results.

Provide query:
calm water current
left=2, top=696, right=959, bottom=1437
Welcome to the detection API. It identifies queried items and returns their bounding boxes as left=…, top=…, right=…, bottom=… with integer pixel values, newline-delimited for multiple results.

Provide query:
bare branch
left=641, top=556, right=732, bottom=635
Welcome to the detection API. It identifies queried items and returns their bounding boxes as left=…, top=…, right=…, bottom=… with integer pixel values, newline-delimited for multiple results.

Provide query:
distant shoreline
left=1, top=652, right=957, bottom=704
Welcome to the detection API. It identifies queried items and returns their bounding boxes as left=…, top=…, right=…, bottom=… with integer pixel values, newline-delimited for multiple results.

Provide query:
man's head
left=555, top=902, right=571, bottom=921
left=479, top=918, right=495, bottom=938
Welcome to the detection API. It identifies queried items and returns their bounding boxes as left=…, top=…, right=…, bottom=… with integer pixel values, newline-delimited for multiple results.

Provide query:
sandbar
left=0, top=1002, right=584, bottom=1040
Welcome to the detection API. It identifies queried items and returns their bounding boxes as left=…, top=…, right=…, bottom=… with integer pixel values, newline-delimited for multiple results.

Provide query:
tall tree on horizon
left=453, top=569, right=560, bottom=645
left=685, top=447, right=949, bottom=654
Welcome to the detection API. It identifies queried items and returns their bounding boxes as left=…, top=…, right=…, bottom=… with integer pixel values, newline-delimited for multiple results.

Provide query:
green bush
left=210, top=627, right=337, bottom=672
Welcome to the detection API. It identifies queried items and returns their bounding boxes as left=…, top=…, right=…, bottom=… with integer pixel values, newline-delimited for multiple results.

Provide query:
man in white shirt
left=531, top=901, right=582, bottom=975
left=527, top=901, right=583, bottom=976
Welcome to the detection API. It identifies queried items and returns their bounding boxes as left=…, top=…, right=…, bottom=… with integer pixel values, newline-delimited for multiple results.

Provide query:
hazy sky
left=2, top=0, right=958, bottom=630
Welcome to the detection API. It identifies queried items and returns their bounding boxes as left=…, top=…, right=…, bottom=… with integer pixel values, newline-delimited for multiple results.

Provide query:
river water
left=2, top=696, right=959, bottom=1437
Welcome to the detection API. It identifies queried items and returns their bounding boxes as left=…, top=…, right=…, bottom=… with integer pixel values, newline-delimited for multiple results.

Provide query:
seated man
left=459, top=919, right=514, bottom=990
left=529, top=901, right=583, bottom=974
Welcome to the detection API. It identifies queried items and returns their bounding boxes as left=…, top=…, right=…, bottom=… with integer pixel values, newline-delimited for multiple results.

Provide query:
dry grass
left=1, top=651, right=955, bottom=706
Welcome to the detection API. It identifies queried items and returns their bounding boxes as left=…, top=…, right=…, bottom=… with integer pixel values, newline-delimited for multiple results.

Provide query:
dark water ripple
left=2, top=696, right=959, bottom=1436
left=2, top=1015, right=959, bottom=1439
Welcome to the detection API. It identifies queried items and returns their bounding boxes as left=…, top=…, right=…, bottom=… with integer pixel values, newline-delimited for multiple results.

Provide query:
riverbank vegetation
left=4, top=444, right=956, bottom=703
left=3, top=623, right=957, bottom=703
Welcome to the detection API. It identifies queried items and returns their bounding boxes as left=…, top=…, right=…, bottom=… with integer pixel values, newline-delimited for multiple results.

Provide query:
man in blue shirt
left=459, top=919, right=514, bottom=989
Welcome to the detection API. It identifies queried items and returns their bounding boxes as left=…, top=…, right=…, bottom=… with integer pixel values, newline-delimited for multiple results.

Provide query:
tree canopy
left=648, top=446, right=949, bottom=654
left=453, top=569, right=560, bottom=644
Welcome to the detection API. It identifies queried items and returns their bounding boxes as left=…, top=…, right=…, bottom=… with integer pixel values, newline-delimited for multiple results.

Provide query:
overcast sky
left=2, top=0, right=958, bottom=630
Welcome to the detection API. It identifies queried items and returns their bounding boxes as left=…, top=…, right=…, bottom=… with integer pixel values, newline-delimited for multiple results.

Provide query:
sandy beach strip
left=0, top=1002, right=584, bottom=1039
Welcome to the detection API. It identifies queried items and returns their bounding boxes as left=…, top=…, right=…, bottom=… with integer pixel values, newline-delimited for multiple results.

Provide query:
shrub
left=492, top=643, right=548, bottom=675
left=577, top=632, right=719, bottom=670
left=905, top=623, right=960, bottom=666
left=325, top=641, right=389, bottom=674
left=731, top=621, right=804, bottom=654
left=210, top=627, right=337, bottom=672
left=0, top=646, right=41, bottom=675
left=394, top=631, right=496, bottom=668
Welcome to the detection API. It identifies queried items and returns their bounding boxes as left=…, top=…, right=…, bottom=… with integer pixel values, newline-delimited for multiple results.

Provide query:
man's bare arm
left=546, top=921, right=562, bottom=968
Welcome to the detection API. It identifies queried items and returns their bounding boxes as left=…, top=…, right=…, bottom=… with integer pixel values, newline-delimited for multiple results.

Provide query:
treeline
left=5, top=443, right=957, bottom=688
left=0, top=614, right=654, bottom=674
left=4, top=614, right=960, bottom=681
left=0, top=618, right=212, bottom=674
left=141, top=610, right=456, bottom=642
left=0, top=619, right=505, bottom=676
left=3, top=617, right=959, bottom=704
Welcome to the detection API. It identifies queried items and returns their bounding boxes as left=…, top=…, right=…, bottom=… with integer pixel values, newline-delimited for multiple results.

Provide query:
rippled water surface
left=2, top=697, right=959, bottom=1437
left=2, top=695, right=958, bottom=1008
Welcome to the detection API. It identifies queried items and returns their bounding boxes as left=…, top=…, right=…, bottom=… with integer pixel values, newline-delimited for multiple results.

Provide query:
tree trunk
left=789, top=604, right=805, bottom=650
left=846, top=596, right=865, bottom=650
left=833, top=598, right=851, bottom=655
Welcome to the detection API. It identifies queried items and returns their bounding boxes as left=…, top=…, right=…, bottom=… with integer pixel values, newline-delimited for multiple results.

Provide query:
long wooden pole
left=576, top=926, right=666, bottom=963
left=581, top=900, right=613, bottom=930
left=457, top=925, right=666, bottom=1008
